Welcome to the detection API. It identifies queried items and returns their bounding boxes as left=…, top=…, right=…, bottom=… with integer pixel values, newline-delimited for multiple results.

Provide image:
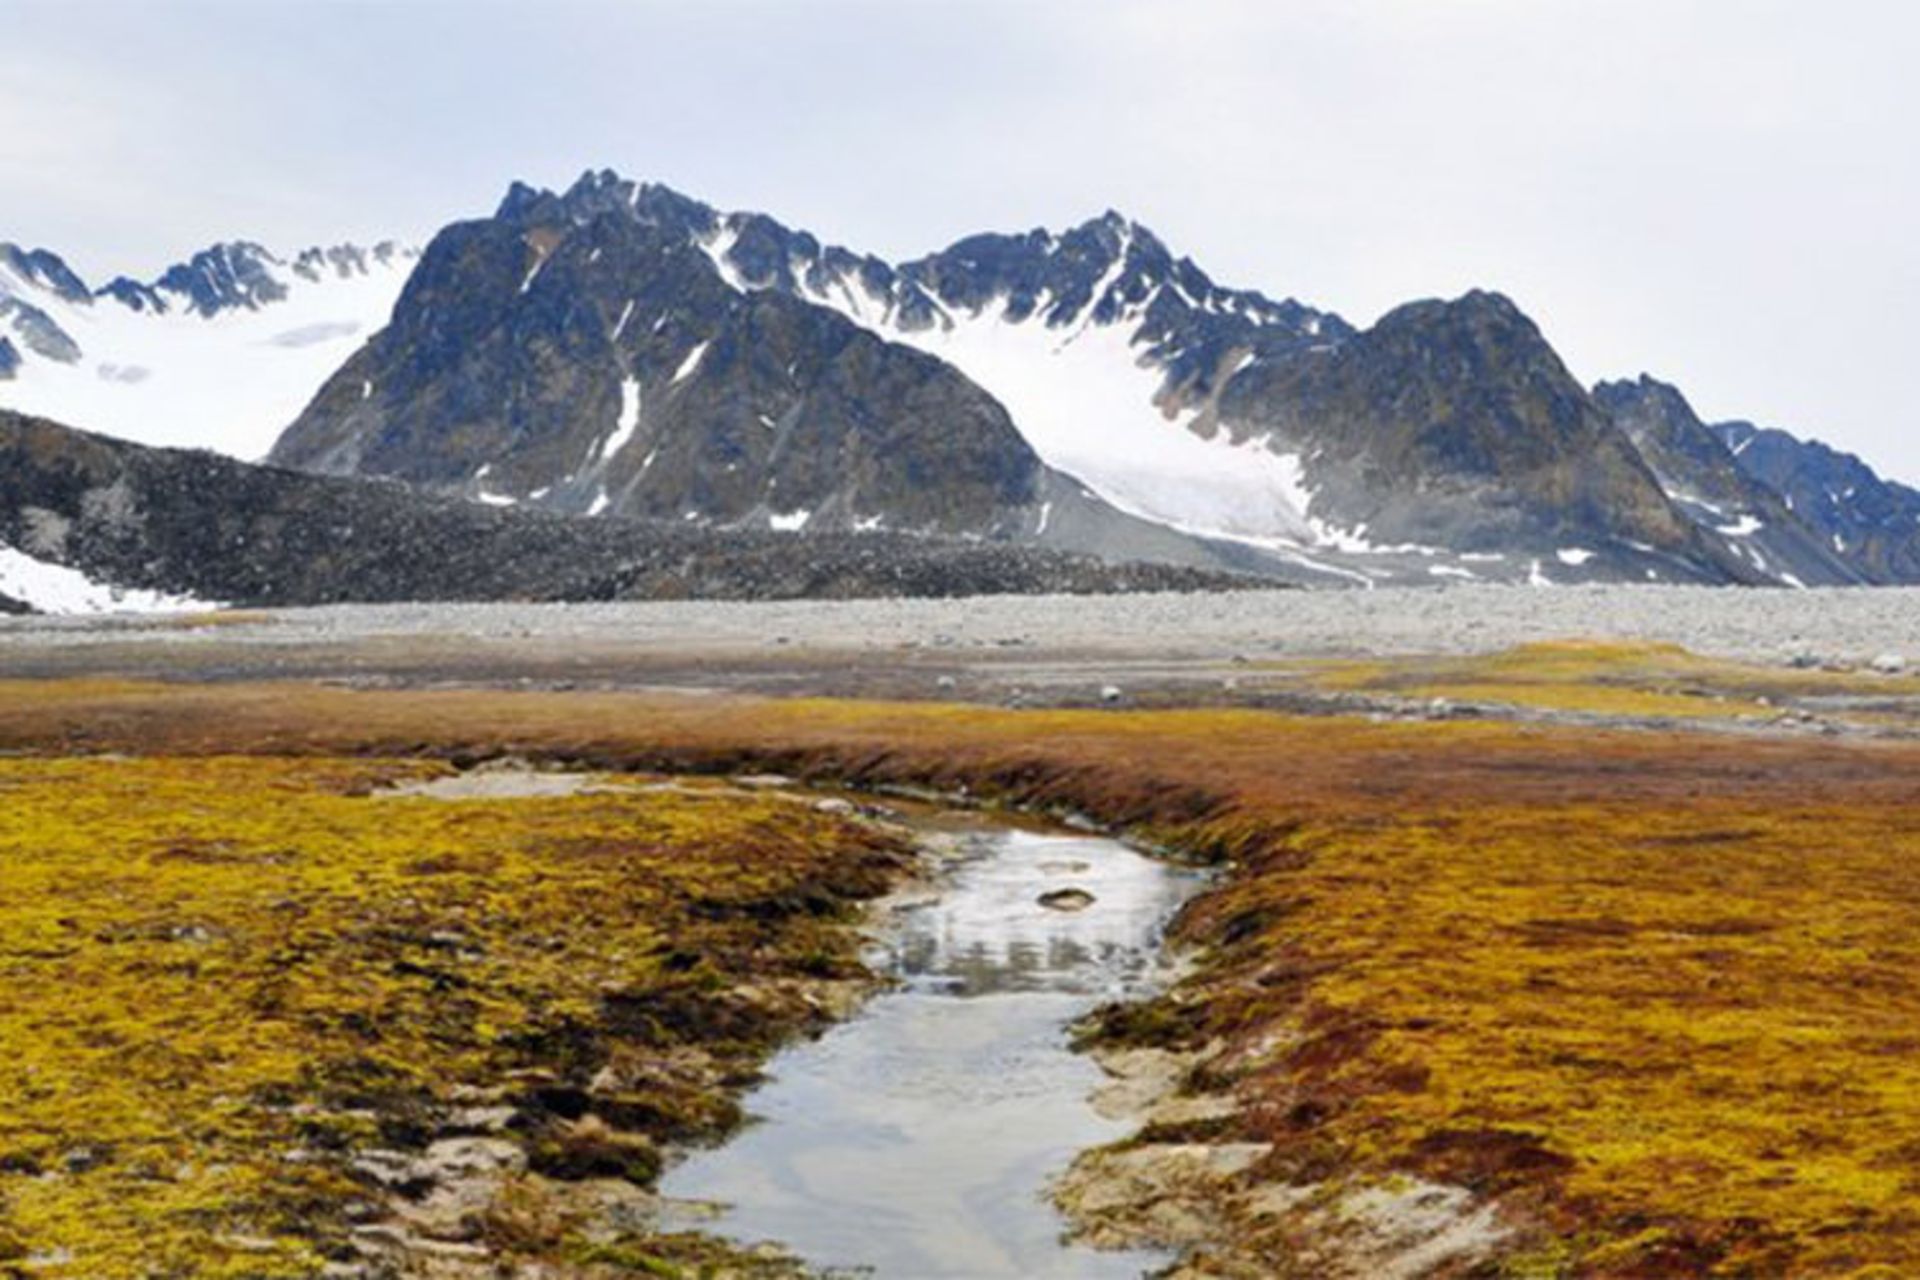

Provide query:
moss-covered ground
left=0, top=754, right=907, bottom=1278
left=1, top=669, right=1917, bottom=1275
left=1302, top=639, right=1919, bottom=725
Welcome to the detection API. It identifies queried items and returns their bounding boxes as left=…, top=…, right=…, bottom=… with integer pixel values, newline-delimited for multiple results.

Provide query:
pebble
left=14, top=587, right=1920, bottom=668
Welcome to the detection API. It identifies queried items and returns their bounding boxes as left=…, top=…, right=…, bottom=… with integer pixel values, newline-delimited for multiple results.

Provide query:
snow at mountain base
left=0, top=546, right=214, bottom=614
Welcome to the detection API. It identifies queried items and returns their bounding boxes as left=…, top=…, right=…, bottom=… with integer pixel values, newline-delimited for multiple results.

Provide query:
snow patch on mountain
left=672, top=341, right=708, bottom=384
left=597, top=377, right=642, bottom=464
left=748, top=243, right=1320, bottom=544
left=890, top=292, right=1316, bottom=540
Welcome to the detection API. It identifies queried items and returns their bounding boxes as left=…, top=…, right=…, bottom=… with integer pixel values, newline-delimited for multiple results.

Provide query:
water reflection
left=659, top=828, right=1203, bottom=1278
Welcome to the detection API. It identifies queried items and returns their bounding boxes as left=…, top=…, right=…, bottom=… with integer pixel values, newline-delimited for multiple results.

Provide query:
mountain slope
left=1209, top=293, right=1758, bottom=583
left=1714, top=420, right=1920, bottom=584
left=0, top=240, right=416, bottom=458
left=272, top=171, right=1756, bottom=586
left=0, top=409, right=1240, bottom=612
left=269, top=180, right=1322, bottom=581
left=695, top=190, right=1353, bottom=544
left=673, top=177, right=1746, bottom=582
left=1592, top=376, right=1862, bottom=586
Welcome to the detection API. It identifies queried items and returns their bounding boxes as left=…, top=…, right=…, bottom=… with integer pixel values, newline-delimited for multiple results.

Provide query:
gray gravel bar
left=4, top=585, right=1918, bottom=666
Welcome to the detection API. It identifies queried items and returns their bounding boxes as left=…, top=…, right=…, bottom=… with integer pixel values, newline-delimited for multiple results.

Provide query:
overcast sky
left=4, top=0, right=1915, bottom=480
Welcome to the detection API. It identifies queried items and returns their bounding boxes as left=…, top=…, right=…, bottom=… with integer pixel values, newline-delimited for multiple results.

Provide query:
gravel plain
left=5, top=585, right=1919, bottom=667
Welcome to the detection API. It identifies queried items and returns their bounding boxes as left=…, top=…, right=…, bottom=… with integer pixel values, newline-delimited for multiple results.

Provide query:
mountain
left=685, top=185, right=1722, bottom=584
left=1714, top=420, right=1920, bottom=584
left=270, top=170, right=1755, bottom=586
left=688, top=193, right=1353, bottom=546
left=267, top=179, right=1324, bottom=582
left=0, top=409, right=1241, bottom=613
left=1211, top=292, right=1762, bottom=584
left=0, top=239, right=417, bottom=459
left=15, top=169, right=1914, bottom=593
left=1592, top=376, right=1864, bottom=586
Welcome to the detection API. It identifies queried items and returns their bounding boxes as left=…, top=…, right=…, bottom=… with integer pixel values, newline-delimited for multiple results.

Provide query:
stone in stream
left=1038, top=887, right=1098, bottom=912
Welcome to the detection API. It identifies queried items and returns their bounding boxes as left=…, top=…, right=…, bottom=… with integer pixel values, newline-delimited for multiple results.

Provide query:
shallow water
left=659, top=827, right=1204, bottom=1278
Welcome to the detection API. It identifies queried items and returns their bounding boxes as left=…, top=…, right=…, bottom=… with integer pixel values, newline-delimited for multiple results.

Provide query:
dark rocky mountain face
left=272, top=195, right=1060, bottom=540
left=1593, top=376, right=1862, bottom=586
left=1214, top=293, right=1757, bottom=581
left=1714, top=420, right=1920, bottom=584
left=0, top=244, right=91, bottom=304
left=0, top=409, right=1240, bottom=609
left=0, top=290, right=82, bottom=365
left=272, top=170, right=1765, bottom=586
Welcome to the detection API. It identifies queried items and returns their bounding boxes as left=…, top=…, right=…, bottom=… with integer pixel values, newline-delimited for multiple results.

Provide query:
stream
left=659, top=824, right=1205, bottom=1277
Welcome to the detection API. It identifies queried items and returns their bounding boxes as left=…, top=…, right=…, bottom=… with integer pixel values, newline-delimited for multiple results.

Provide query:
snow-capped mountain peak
left=397, top=169, right=1367, bottom=550
left=0, top=236, right=418, bottom=458
left=273, top=169, right=1753, bottom=588
left=678, top=191, right=1356, bottom=545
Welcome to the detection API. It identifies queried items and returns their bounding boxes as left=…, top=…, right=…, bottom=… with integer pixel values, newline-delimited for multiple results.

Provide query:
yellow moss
left=1185, top=796, right=1920, bottom=1272
left=1, top=679, right=1918, bottom=1273
left=1308, top=639, right=1916, bottom=722
left=0, top=757, right=905, bottom=1278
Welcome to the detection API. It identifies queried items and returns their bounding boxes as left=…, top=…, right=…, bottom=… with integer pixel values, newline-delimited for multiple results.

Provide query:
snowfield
left=0, top=246, right=413, bottom=459
left=701, top=223, right=1344, bottom=551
